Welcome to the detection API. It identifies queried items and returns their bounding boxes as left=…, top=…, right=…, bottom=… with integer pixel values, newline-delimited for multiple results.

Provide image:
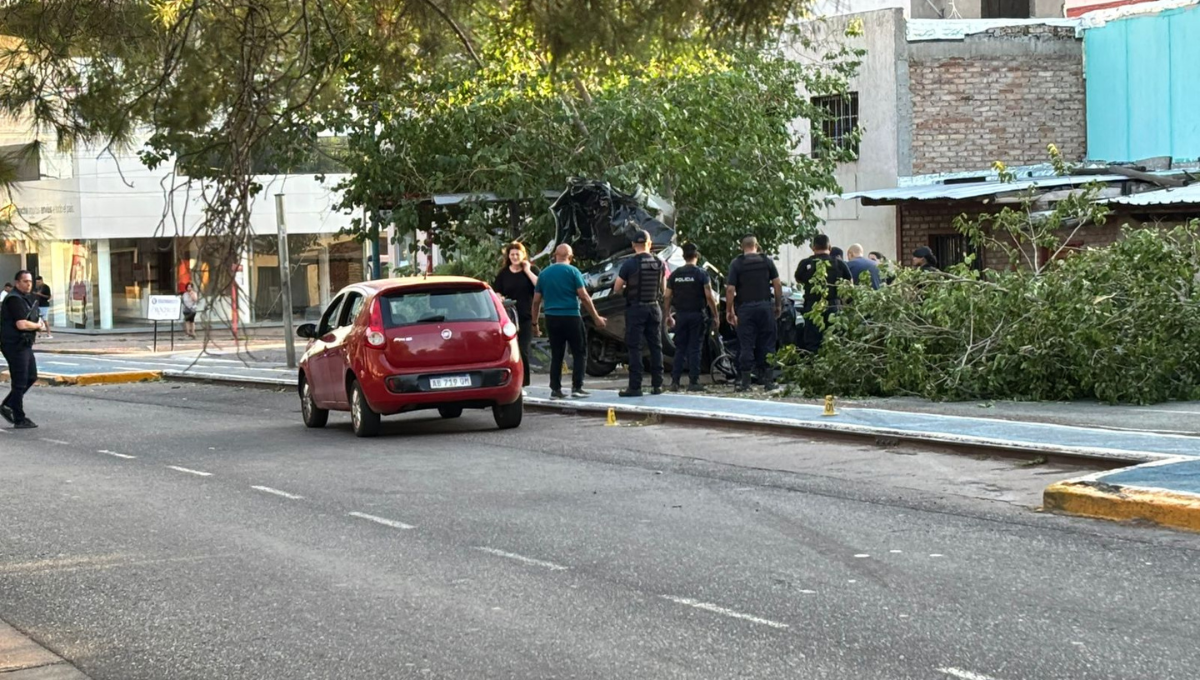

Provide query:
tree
left=0, top=0, right=812, bottom=333
left=333, top=12, right=864, bottom=271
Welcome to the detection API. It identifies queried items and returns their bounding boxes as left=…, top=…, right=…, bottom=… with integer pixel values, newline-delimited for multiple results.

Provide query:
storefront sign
left=148, top=294, right=182, bottom=321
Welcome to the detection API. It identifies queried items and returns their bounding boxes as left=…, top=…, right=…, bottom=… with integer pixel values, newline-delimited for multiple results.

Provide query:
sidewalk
left=0, top=618, right=90, bottom=679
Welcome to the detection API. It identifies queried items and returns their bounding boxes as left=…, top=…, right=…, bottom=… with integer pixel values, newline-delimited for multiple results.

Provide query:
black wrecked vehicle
left=550, top=180, right=798, bottom=382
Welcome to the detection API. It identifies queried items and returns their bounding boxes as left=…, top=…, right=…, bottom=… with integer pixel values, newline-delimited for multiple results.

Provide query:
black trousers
left=671, top=310, right=705, bottom=385
left=517, top=313, right=533, bottom=387
left=547, top=315, right=585, bottom=392
left=625, top=303, right=663, bottom=390
left=2, top=344, right=37, bottom=422
left=800, top=310, right=832, bottom=354
left=736, top=302, right=776, bottom=376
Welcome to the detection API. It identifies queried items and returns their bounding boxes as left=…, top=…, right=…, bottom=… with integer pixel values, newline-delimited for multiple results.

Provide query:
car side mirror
left=297, top=323, right=317, bottom=339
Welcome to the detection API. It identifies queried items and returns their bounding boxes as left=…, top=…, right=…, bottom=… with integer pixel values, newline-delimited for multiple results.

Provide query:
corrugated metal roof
left=1105, top=183, right=1200, bottom=206
left=840, top=175, right=1127, bottom=203
left=907, top=18, right=1084, bottom=42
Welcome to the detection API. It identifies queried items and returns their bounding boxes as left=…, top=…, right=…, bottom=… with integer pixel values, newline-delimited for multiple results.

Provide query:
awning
left=1104, top=183, right=1200, bottom=207
left=840, top=175, right=1128, bottom=205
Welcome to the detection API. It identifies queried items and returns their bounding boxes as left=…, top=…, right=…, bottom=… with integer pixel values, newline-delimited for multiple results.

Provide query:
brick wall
left=908, top=25, right=1087, bottom=176
left=898, top=202, right=1127, bottom=270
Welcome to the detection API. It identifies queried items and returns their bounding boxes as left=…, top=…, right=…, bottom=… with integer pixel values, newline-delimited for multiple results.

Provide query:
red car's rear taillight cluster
left=366, top=297, right=386, bottom=348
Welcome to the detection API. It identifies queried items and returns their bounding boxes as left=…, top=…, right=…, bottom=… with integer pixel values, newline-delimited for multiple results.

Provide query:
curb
left=1044, top=478, right=1200, bottom=532
left=525, top=397, right=1151, bottom=467
left=0, top=617, right=91, bottom=679
left=2, top=370, right=162, bottom=387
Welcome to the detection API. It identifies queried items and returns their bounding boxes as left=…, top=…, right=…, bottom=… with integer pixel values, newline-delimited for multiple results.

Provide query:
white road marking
left=40, top=438, right=71, bottom=445
left=474, top=547, right=569, bottom=571
left=890, top=549, right=903, bottom=554
left=98, top=450, right=135, bottom=459
left=798, top=589, right=817, bottom=594
left=938, top=668, right=1004, bottom=680
left=167, top=465, right=212, bottom=477
left=349, top=511, right=415, bottom=530
left=659, top=595, right=790, bottom=630
left=854, top=553, right=870, bottom=558
left=930, top=553, right=945, bottom=558
left=251, top=485, right=304, bottom=500
left=43, top=361, right=81, bottom=366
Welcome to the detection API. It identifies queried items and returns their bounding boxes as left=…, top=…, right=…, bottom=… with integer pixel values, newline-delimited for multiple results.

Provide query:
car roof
left=338, top=276, right=488, bottom=297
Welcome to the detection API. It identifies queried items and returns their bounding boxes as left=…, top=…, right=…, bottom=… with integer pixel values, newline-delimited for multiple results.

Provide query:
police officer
left=796, top=233, right=853, bottom=354
left=664, top=243, right=718, bottom=392
left=613, top=230, right=665, bottom=397
left=725, top=235, right=782, bottom=392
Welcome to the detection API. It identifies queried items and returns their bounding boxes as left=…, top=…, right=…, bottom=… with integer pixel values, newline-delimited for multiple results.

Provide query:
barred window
left=930, top=233, right=983, bottom=271
left=811, top=93, right=859, bottom=158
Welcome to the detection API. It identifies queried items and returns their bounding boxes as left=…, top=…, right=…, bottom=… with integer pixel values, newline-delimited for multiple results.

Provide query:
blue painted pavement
left=1098, top=459, right=1200, bottom=496
left=525, top=387, right=1200, bottom=463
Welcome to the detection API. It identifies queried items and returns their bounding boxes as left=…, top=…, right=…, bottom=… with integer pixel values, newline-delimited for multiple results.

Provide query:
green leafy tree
left=332, top=13, right=864, bottom=269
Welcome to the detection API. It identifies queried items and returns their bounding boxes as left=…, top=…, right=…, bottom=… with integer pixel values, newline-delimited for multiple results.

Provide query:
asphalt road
left=2, top=383, right=1200, bottom=680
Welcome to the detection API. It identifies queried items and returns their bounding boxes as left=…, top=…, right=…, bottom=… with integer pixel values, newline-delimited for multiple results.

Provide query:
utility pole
left=275, top=194, right=296, bottom=368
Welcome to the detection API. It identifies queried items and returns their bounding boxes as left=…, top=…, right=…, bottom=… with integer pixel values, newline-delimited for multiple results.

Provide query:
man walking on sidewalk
left=531, top=244, right=607, bottom=399
left=612, top=230, right=665, bottom=398
left=664, top=243, right=718, bottom=392
left=1, top=270, right=46, bottom=429
left=33, top=275, right=52, bottom=338
left=726, top=235, right=782, bottom=392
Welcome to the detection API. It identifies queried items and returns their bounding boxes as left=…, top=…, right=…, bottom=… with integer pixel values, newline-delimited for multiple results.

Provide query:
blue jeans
left=736, top=302, right=776, bottom=377
left=671, top=311, right=705, bottom=385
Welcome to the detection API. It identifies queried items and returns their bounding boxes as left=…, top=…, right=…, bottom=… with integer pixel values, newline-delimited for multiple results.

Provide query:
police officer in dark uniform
left=1, top=270, right=45, bottom=429
left=796, top=233, right=853, bottom=354
left=613, top=230, right=665, bottom=397
left=664, top=243, right=718, bottom=392
left=725, top=235, right=782, bottom=392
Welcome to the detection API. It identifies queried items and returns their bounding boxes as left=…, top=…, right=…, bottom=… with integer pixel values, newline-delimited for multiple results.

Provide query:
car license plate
left=430, top=375, right=472, bottom=390
left=592, top=288, right=610, bottom=299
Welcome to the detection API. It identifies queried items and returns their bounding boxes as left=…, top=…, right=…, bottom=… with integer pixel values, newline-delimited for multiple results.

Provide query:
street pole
left=275, top=194, right=296, bottom=368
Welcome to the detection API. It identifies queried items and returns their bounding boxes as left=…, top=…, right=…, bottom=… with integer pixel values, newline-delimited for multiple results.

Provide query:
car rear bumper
left=360, top=361, right=523, bottom=415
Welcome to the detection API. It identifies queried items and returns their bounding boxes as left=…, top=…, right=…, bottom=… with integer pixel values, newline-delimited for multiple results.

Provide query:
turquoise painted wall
left=1085, top=5, right=1200, bottom=163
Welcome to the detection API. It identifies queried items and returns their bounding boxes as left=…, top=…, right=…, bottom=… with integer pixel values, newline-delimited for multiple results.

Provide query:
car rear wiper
left=417, top=314, right=446, bottom=323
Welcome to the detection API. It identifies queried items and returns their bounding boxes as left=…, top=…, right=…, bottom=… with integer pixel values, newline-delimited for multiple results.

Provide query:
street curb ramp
left=1043, top=458, right=1200, bottom=533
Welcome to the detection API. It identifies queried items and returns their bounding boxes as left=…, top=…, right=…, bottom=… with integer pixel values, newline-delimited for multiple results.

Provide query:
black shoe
left=13, top=418, right=37, bottom=429
left=651, top=386, right=664, bottom=396
left=619, top=388, right=643, bottom=398
left=570, top=388, right=590, bottom=399
left=763, top=381, right=778, bottom=392
left=0, top=404, right=13, bottom=425
left=669, top=381, right=681, bottom=392
left=687, top=383, right=706, bottom=393
left=735, top=375, right=751, bottom=392
left=550, top=389, right=567, bottom=399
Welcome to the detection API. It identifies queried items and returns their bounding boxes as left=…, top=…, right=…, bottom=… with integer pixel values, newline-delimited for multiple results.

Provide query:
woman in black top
left=492, top=242, right=540, bottom=389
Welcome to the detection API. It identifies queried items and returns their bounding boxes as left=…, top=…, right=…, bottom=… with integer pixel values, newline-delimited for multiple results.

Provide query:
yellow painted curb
left=1, top=370, right=162, bottom=386
left=1044, top=480, right=1200, bottom=532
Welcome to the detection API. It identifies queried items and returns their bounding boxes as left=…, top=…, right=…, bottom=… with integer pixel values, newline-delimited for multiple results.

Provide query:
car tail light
left=366, top=297, right=385, bottom=348
left=501, top=320, right=518, bottom=340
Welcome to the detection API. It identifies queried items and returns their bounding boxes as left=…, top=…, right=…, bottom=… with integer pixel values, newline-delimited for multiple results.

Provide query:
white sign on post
left=148, top=295, right=182, bottom=321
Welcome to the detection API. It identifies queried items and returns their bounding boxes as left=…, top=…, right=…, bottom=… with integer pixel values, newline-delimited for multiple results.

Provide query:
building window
left=811, top=93, right=859, bottom=157
left=981, top=0, right=1030, bottom=18
left=929, top=233, right=982, bottom=270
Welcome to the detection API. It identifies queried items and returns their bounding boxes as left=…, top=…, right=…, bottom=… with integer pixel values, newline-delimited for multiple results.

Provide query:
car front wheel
left=493, top=395, right=523, bottom=430
left=300, top=376, right=329, bottom=428
left=350, top=380, right=381, bottom=438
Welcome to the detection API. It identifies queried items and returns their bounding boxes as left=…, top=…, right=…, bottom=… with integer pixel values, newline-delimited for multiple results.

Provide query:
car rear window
left=381, top=288, right=499, bottom=328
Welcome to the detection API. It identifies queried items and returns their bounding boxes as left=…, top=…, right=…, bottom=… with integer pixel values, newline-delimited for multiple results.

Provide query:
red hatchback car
left=296, top=276, right=524, bottom=437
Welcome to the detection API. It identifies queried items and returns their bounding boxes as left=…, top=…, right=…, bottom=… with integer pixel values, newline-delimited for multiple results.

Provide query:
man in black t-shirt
left=725, top=235, right=782, bottom=392
left=664, top=243, right=718, bottom=392
left=1, top=270, right=44, bottom=429
left=795, top=233, right=853, bottom=354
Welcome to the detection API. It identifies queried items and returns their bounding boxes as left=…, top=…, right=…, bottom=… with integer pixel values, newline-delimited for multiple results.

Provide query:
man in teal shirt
left=531, top=244, right=607, bottom=399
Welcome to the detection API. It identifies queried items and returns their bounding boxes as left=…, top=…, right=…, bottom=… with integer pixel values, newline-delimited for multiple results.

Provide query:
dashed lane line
left=98, top=450, right=136, bottom=459
left=938, top=668, right=1005, bottom=680
left=473, top=547, right=569, bottom=571
left=659, top=595, right=790, bottom=630
left=39, top=438, right=71, bottom=445
left=251, top=485, right=304, bottom=500
left=349, top=512, right=416, bottom=530
left=167, top=465, right=213, bottom=477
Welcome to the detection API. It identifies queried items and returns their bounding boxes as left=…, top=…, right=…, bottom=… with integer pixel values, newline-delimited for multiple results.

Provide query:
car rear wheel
left=493, top=395, right=523, bottom=430
left=300, top=376, right=329, bottom=428
left=350, top=380, right=381, bottom=438
left=437, top=406, right=463, bottom=419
